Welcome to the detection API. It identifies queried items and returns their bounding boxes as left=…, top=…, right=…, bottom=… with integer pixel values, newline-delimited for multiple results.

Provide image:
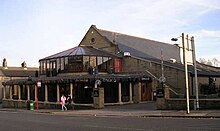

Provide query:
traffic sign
left=159, top=76, right=166, bottom=83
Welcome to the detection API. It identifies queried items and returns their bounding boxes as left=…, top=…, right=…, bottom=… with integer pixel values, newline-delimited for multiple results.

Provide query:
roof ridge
left=40, top=46, right=79, bottom=60
left=0, top=66, right=38, bottom=70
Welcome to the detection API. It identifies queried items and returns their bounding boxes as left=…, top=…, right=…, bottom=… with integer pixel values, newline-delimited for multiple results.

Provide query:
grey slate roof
left=39, top=25, right=220, bottom=77
left=117, top=42, right=156, bottom=59
left=40, top=46, right=118, bottom=61
left=0, top=67, right=37, bottom=77
left=98, top=29, right=181, bottom=63
left=189, top=63, right=220, bottom=77
left=95, top=27, right=220, bottom=77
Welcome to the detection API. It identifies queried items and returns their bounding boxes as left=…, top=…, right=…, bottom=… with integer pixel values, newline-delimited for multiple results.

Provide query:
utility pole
left=191, top=36, right=199, bottom=110
left=182, top=33, right=190, bottom=114
left=161, top=48, right=164, bottom=86
left=159, top=48, right=166, bottom=87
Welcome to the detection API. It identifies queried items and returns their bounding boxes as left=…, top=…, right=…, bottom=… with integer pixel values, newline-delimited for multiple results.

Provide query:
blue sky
left=0, top=0, right=220, bottom=67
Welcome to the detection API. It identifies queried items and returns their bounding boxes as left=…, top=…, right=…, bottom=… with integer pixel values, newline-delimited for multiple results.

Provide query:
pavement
left=1, top=102, right=220, bottom=118
left=45, top=109, right=220, bottom=118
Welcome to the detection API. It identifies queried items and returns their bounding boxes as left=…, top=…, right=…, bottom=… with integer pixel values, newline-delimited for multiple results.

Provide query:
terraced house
left=2, top=25, right=220, bottom=109
left=0, top=59, right=38, bottom=103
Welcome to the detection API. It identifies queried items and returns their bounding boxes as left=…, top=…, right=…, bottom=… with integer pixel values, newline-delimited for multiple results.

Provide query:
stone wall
left=80, top=25, right=117, bottom=54
left=123, top=56, right=186, bottom=95
left=93, top=87, right=104, bottom=109
left=2, top=99, right=59, bottom=109
left=157, top=98, right=220, bottom=110
left=133, top=82, right=141, bottom=103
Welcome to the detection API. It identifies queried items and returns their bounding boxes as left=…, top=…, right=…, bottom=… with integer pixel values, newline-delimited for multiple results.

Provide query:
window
left=50, top=61, right=56, bottom=70
left=65, top=57, right=68, bottom=69
left=46, top=60, right=49, bottom=70
left=90, top=38, right=96, bottom=44
left=43, top=61, right=46, bottom=73
left=40, top=61, right=43, bottom=74
left=68, top=56, right=83, bottom=72
left=97, top=57, right=102, bottom=66
left=40, top=61, right=46, bottom=74
left=61, top=57, right=64, bottom=71
left=97, top=57, right=108, bottom=71
left=90, top=56, right=96, bottom=68
left=57, top=58, right=60, bottom=72
left=103, top=57, right=108, bottom=63
left=83, top=56, right=90, bottom=71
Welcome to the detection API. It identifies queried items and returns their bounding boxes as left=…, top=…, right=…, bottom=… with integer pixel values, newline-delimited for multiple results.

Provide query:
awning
left=2, top=73, right=151, bottom=86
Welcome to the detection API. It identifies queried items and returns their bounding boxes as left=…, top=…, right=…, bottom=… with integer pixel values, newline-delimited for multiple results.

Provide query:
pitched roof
left=0, top=67, right=38, bottom=77
left=40, top=46, right=118, bottom=61
left=97, top=28, right=181, bottom=62
left=134, top=57, right=220, bottom=77
left=189, top=63, right=220, bottom=77
left=92, top=26, right=220, bottom=77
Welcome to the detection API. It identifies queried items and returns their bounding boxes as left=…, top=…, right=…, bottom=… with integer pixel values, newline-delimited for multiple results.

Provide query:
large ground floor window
left=103, top=82, right=118, bottom=103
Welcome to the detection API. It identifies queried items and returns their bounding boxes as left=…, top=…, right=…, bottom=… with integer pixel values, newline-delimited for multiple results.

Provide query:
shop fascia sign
left=141, top=77, right=150, bottom=81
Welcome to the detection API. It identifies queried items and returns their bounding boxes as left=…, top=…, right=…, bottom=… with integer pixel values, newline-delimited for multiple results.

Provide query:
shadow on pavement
left=104, top=101, right=156, bottom=111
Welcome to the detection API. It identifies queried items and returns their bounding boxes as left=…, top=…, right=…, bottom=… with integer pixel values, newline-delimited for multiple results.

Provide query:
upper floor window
left=39, top=55, right=121, bottom=75
left=68, top=56, right=83, bottom=72
left=90, top=38, right=96, bottom=44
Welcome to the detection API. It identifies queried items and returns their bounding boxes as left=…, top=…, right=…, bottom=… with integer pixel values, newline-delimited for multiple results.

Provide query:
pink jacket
left=61, top=96, right=66, bottom=105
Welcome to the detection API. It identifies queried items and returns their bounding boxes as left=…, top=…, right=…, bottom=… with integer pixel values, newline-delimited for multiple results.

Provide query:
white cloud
left=192, top=30, right=220, bottom=48
left=196, top=30, right=220, bottom=38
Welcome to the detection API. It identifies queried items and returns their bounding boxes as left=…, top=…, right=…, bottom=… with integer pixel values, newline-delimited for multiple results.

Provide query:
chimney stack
left=21, top=61, right=27, bottom=69
left=2, top=58, right=7, bottom=69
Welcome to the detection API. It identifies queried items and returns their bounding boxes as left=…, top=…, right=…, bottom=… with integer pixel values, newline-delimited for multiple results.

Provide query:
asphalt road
left=0, top=110, right=220, bottom=131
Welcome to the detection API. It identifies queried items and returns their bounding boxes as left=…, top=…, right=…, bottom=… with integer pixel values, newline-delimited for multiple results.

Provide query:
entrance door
left=74, top=82, right=93, bottom=104
left=141, top=82, right=152, bottom=101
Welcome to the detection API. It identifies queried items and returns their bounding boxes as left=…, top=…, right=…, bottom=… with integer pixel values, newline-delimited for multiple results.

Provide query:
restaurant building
left=2, top=25, right=220, bottom=109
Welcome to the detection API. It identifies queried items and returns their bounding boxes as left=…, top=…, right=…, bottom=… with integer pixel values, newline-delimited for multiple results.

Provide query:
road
left=0, top=110, right=220, bottom=131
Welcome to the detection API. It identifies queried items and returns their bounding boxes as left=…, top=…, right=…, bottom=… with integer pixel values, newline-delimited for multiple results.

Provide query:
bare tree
left=212, top=58, right=220, bottom=67
left=207, top=60, right=213, bottom=66
left=199, top=58, right=207, bottom=64
left=199, top=58, right=220, bottom=67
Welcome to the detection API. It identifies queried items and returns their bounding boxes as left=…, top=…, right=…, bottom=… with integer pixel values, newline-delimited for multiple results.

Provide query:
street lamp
left=172, top=33, right=200, bottom=112
left=191, top=37, right=199, bottom=110
left=36, top=81, right=41, bottom=110
left=172, top=33, right=190, bottom=114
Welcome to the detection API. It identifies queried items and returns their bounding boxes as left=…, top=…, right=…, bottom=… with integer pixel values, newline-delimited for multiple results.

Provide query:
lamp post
left=36, top=81, right=41, bottom=110
left=172, top=33, right=190, bottom=114
left=191, top=37, right=199, bottom=110
left=182, top=33, right=190, bottom=114
left=172, top=34, right=199, bottom=111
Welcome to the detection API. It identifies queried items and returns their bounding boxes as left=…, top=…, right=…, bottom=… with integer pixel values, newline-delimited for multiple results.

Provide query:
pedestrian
left=60, top=94, right=67, bottom=111
left=67, top=95, right=74, bottom=110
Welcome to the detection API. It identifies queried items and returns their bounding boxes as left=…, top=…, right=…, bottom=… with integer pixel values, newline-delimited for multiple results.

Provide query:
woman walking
left=60, top=94, right=67, bottom=111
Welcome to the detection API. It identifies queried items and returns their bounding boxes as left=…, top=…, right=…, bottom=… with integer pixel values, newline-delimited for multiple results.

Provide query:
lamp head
left=171, top=38, right=178, bottom=41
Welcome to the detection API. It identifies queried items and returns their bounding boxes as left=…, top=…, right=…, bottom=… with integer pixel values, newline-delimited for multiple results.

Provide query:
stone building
left=0, top=59, right=38, bottom=103
left=2, top=25, right=220, bottom=109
